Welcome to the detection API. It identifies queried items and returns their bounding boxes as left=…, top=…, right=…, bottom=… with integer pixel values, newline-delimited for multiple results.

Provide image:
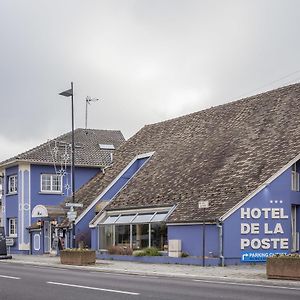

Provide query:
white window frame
left=40, top=174, right=62, bottom=193
left=291, top=164, right=299, bottom=191
left=8, top=218, right=17, bottom=237
left=8, top=175, right=17, bottom=194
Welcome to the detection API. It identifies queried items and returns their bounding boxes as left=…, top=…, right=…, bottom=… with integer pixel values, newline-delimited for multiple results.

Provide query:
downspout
left=217, top=220, right=224, bottom=267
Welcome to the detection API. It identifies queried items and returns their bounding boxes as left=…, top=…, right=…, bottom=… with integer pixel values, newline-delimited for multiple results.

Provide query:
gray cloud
left=0, top=0, right=300, bottom=160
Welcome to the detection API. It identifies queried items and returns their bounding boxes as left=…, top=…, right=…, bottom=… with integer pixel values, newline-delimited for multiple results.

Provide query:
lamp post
left=59, top=82, right=76, bottom=248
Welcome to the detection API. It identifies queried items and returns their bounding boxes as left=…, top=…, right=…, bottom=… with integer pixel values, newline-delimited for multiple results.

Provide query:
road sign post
left=198, top=201, right=210, bottom=267
left=66, top=203, right=83, bottom=248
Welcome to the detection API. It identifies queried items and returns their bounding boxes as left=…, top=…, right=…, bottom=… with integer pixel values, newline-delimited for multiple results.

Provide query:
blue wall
left=168, top=224, right=219, bottom=257
left=30, top=164, right=99, bottom=207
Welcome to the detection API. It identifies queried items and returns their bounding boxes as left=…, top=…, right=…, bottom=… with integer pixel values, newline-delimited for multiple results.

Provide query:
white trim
left=76, top=152, right=155, bottom=225
left=32, top=205, right=48, bottom=218
left=220, top=153, right=300, bottom=221
left=8, top=174, right=18, bottom=194
left=8, top=218, right=17, bottom=237
left=167, top=222, right=216, bottom=226
left=40, top=173, right=63, bottom=193
left=33, top=233, right=41, bottom=251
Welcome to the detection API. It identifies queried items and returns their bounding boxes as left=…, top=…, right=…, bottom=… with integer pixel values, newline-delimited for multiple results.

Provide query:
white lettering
left=241, top=223, right=250, bottom=234
left=251, top=238, right=261, bottom=250
left=261, top=238, right=271, bottom=250
left=261, top=208, right=271, bottom=219
left=271, top=209, right=280, bottom=219
left=280, top=239, right=289, bottom=249
left=280, top=208, right=288, bottom=219
left=274, top=223, right=284, bottom=234
left=264, top=223, right=272, bottom=234
left=241, top=239, right=250, bottom=249
left=271, top=238, right=280, bottom=249
left=251, top=208, right=261, bottom=219
left=251, top=223, right=260, bottom=234
left=241, top=208, right=250, bottom=219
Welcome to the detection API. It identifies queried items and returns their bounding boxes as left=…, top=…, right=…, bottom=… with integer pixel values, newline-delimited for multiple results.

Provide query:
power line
left=236, top=69, right=300, bottom=99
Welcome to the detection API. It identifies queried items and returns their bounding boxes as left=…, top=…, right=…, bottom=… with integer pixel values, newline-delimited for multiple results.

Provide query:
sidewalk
left=3, top=254, right=300, bottom=287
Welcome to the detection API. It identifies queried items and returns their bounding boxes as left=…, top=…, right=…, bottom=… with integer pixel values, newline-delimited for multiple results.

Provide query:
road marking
left=90, top=271, right=159, bottom=279
left=31, top=266, right=69, bottom=271
left=0, top=275, right=20, bottom=280
left=47, top=281, right=140, bottom=295
left=193, top=279, right=300, bottom=291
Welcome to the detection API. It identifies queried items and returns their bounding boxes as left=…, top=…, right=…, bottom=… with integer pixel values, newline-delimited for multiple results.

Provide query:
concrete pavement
left=2, top=254, right=300, bottom=288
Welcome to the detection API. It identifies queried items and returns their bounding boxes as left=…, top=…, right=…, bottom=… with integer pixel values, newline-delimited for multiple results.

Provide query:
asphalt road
left=0, top=263, right=299, bottom=300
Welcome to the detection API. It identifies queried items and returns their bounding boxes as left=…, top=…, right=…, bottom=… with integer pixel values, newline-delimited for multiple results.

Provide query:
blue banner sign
left=241, top=251, right=288, bottom=262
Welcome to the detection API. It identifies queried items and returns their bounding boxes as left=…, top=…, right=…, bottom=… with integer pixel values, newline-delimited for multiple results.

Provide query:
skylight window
left=99, top=144, right=115, bottom=150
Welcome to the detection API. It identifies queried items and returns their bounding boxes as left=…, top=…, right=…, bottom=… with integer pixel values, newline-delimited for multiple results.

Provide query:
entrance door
left=44, top=221, right=51, bottom=253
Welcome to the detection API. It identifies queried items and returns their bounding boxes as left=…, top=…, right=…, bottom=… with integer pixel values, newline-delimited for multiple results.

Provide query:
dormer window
left=291, top=163, right=299, bottom=191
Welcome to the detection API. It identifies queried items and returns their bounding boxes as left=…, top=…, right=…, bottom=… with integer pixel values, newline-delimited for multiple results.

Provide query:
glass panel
left=52, top=175, right=61, bottom=191
left=150, top=223, right=167, bottom=250
left=42, top=175, right=51, bottom=191
left=151, top=212, right=168, bottom=223
left=99, top=225, right=114, bottom=249
left=115, top=225, right=130, bottom=246
left=132, top=224, right=149, bottom=249
left=132, top=213, right=153, bottom=223
left=103, top=215, right=119, bottom=225
left=114, top=215, right=135, bottom=224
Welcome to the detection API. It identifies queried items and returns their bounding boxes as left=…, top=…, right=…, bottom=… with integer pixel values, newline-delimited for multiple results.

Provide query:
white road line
left=193, top=279, right=300, bottom=291
left=0, top=275, right=20, bottom=280
left=47, top=281, right=140, bottom=295
left=90, top=271, right=159, bottom=279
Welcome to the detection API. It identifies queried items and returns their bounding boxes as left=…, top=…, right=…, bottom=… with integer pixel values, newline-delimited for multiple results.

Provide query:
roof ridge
left=145, top=82, right=300, bottom=128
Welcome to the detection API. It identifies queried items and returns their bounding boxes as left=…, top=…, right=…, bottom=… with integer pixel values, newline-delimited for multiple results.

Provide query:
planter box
left=60, top=250, right=96, bottom=266
left=267, top=256, right=300, bottom=280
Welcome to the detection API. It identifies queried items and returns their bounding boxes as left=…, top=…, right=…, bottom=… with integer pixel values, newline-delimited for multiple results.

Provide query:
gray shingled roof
left=0, top=128, right=125, bottom=168
left=74, top=83, right=300, bottom=223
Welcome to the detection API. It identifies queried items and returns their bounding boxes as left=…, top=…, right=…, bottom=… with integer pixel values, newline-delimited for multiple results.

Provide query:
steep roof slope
left=0, top=128, right=125, bottom=168
left=75, top=83, right=300, bottom=222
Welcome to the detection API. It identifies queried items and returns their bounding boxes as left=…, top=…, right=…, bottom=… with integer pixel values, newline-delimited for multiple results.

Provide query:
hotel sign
left=240, top=206, right=289, bottom=261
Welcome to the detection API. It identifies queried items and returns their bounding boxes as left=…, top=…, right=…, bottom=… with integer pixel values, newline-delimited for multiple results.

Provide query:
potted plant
left=267, top=254, right=300, bottom=280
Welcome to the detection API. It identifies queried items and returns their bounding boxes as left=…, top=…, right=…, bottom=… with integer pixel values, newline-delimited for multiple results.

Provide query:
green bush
left=61, top=248, right=93, bottom=252
left=133, top=247, right=161, bottom=257
left=181, top=252, right=189, bottom=258
left=272, top=253, right=300, bottom=259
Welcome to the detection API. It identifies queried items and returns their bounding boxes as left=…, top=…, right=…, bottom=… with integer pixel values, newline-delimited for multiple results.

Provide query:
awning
left=32, top=205, right=66, bottom=218
left=101, top=210, right=171, bottom=225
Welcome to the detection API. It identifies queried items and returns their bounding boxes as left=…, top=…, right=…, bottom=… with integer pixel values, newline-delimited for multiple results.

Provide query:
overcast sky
left=0, top=0, right=300, bottom=161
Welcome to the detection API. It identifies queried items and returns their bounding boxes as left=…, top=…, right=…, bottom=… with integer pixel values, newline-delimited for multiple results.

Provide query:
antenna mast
left=85, top=96, right=99, bottom=129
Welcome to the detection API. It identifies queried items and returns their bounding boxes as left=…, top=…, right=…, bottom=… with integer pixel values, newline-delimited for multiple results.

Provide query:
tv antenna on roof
left=85, top=96, right=100, bottom=129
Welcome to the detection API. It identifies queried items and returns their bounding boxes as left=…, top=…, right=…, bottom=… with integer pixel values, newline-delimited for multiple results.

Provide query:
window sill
left=8, top=235, right=17, bottom=238
left=39, top=191, right=63, bottom=195
left=6, top=193, right=17, bottom=196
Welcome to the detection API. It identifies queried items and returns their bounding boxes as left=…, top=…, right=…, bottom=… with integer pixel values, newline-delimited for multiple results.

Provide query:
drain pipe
left=217, top=220, right=225, bottom=267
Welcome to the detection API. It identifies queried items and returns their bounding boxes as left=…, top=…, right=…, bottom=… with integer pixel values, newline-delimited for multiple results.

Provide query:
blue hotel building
left=72, top=84, right=300, bottom=265
left=0, top=128, right=124, bottom=254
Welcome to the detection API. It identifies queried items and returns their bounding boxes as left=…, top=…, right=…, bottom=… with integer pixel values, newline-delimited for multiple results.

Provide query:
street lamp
left=59, top=82, right=76, bottom=248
